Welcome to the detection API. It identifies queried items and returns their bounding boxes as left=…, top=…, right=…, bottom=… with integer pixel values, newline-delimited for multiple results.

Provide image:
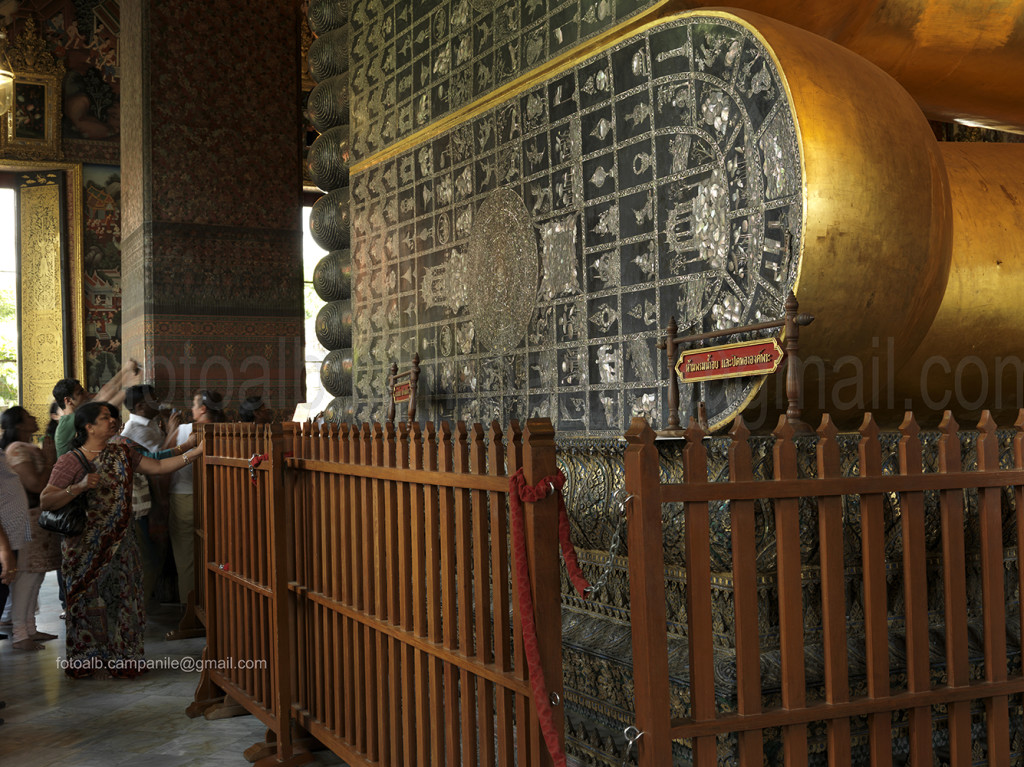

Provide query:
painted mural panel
left=349, top=14, right=802, bottom=434
left=62, top=42, right=120, bottom=142
left=3, top=1, right=120, bottom=163
left=82, top=164, right=121, bottom=392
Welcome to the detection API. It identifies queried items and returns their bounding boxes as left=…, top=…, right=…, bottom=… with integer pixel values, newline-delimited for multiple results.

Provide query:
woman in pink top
left=0, top=406, right=59, bottom=650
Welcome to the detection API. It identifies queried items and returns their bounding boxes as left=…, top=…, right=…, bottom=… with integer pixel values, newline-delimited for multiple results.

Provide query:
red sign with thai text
left=675, top=338, right=784, bottom=383
left=392, top=381, right=412, bottom=403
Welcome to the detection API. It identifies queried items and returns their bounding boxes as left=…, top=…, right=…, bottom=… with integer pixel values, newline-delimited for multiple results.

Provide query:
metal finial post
left=665, top=316, right=679, bottom=430
left=784, top=291, right=813, bottom=433
left=657, top=316, right=685, bottom=437
left=387, top=362, right=398, bottom=423
left=408, top=353, right=420, bottom=423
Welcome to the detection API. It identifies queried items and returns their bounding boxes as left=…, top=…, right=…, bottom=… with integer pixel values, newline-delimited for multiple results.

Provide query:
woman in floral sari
left=40, top=401, right=204, bottom=678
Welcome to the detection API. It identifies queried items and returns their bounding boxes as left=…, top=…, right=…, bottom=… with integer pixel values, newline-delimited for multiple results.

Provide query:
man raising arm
left=53, top=359, right=143, bottom=456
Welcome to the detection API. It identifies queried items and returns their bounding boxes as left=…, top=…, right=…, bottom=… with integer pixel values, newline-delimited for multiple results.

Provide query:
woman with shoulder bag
left=40, top=401, right=204, bottom=678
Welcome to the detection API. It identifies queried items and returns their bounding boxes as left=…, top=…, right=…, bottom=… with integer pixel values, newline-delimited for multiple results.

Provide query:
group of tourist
left=0, top=358, right=273, bottom=678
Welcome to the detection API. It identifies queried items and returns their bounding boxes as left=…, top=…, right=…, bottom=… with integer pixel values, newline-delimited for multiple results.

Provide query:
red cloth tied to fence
left=508, top=468, right=590, bottom=767
left=511, top=469, right=590, bottom=597
left=248, top=453, right=269, bottom=485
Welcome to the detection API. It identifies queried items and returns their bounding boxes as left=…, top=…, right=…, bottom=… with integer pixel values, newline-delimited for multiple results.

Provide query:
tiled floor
left=0, top=573, right=347, bottom=766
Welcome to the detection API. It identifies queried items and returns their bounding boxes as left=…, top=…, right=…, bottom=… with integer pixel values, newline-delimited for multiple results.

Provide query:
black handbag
left=38, top=450, right=92, bottom=537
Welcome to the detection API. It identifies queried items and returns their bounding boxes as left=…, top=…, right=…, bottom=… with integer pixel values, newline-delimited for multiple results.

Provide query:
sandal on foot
left=31, top=631, right=58, bottom=641
left=12, top=639, right=44, bottom=651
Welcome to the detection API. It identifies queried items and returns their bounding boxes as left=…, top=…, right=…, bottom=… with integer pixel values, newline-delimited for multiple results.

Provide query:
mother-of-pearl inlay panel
left=349, top=14, right=801, bottom=434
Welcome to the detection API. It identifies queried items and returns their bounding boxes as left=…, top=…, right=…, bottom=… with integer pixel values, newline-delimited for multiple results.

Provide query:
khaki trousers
left=169, top=493, right=195, bottom=604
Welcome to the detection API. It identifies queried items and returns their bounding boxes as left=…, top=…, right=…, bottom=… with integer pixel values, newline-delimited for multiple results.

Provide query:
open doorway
left=0, top=160, right=85, bottom=423
left=0, top=184, right=16, bottom=407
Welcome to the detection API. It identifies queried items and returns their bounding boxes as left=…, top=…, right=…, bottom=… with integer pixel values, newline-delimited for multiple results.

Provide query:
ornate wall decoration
left=464, top=186, right=538, bottom=353
left=349, top=13, right=802, bottom=433
left=3, top=4, right=121, bottom=163
left=0, top=18, right=63, bottom=161
left=81, top=165, right=122, bottom=391
left=347, top=0, right=658, bottom=161
left=17, top=173, right=66, bottom=423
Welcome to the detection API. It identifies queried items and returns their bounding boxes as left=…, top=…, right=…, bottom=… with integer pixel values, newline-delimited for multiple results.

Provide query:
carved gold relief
left=18, top=176, right=64, bottom=426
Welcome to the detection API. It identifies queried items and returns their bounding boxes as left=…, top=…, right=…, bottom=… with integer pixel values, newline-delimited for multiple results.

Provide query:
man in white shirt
left=121, top=385, right=178, bottom=608
left=167, top=389, right=224, bottom=606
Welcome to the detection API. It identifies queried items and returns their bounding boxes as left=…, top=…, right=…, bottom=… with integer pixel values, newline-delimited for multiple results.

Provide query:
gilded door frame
left=1, top=159, right=85, bottom=402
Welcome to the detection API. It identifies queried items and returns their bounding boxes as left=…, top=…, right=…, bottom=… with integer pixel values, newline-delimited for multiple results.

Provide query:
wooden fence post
left=857, top=414, right=893, bottom=765
left=269, top=421, right=300, bottom=763
left=682, top=418, right=716, bottom=767
left=624, top=417, right=673, bottom=766
left=728, top=416, right=765, bottom=765
left=187, top=422, right=223, bottom=717
left=522, top=418, right=563, bottom=766
left=977, top=412, right=1010, bottom=763
left=897, top=414, right=933, bottom=765
left=937, top=412, right=971, bottom=765
left=815, top=415, right=852, bottom=767
left=772, top=416, right=808, bottom=764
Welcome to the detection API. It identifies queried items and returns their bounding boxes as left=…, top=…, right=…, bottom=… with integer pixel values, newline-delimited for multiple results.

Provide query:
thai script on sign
left=392, top=380, right=412, bottom=403
left=675, top=338, right=784, bottom=384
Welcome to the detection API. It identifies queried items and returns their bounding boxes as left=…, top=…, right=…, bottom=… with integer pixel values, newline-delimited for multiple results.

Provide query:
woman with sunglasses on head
left=164, top=390, right=225, bottom=606
left=40, top=401, right=204, bottom=677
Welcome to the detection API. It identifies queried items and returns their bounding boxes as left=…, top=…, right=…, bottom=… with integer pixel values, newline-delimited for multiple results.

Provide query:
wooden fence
left=625, top=411, right=1024, bottom=766
left=191, top=421, right=297, bottom=760
left=191, top=419, right=565, bottom=767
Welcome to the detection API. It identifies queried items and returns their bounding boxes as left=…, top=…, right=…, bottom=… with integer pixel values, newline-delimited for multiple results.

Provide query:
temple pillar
left=120, top=0, right=305, bottom=413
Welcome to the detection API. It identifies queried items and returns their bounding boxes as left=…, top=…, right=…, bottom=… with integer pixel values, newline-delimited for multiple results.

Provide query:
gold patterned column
left=17, top=171, right=67, bottom=425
